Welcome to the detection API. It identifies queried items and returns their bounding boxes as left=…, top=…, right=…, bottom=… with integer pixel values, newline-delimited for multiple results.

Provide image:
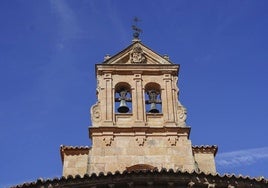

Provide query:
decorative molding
left=89, top=127, right=191, bottom=138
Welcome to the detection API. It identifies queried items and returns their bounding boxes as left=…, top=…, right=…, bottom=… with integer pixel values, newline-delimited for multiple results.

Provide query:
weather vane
left=132, top=17, right=142, bottom=39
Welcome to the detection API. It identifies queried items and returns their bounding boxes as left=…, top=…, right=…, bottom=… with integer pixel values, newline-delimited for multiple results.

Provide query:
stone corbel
left=168, top=136, right=178, bottom=146
left=103, top=136, right=114, bottom=146
left=136, top=136, right=147, bottom=146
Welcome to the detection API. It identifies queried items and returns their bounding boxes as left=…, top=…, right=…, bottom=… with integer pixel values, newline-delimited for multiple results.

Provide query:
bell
left=117, top=99, right=129, bottom=113
left=147, top=90, right=160, bottom=113
left=149, top=102, right=159, bottom=113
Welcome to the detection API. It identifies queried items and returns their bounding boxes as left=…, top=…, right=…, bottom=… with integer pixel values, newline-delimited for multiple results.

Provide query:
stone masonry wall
left=194, top=153, right=216, bottom=174
left=62, top=152, right=89, bottom=177
left=87, top=135, right=196, bottom=174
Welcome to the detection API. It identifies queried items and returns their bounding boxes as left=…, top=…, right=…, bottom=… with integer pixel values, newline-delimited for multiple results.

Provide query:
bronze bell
left=149, top=102, right=159, bottom=113
left=147, top=90, right=160, bottom=113
left=117, top=90, right=129, bottom=113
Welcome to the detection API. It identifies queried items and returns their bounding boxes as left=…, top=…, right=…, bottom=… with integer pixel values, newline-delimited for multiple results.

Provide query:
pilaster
left=133, top=73, right=145, bottom=125
left=163, top=74, right=175, bottom=125
left=102, top=72, right=113, bottom=125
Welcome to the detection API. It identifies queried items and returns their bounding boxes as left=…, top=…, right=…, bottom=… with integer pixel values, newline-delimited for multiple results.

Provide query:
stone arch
left=114, top=82, right=132, bottom=113
left=126, top=164, right=157, bottom=172
left=144, top=82, right=162, bottom=113
left=115, top=82, right=132, bottom=93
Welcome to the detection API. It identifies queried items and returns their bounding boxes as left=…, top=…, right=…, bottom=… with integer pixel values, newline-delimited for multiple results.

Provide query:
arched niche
left=144, top=82, right=162, bottom=113
left=114, top=82, right=132, bottom=113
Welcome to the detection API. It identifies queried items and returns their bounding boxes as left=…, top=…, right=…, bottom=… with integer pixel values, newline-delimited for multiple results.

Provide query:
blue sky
left=1, top=0, right=268, bottom=187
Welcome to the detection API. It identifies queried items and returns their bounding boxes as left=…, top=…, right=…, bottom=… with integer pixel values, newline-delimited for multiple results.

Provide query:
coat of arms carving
left=130, top=44, right=146, bottom=64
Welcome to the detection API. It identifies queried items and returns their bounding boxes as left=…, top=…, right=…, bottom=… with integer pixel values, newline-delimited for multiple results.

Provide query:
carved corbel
left=136, top=136, right=147, bottom=146
left=168, top=136, right=178, bottom=146
left=103, top=136, right=114, bottom=146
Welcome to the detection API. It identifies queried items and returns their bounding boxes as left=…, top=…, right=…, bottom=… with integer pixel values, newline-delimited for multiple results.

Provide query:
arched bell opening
left=115, top=82, right=132, bottom=113
left=145, top=83, right=162, bottom=113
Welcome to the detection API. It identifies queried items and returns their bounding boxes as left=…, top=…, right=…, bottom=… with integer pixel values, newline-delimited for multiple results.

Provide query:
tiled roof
left=60, top=145, right=90, bottom=150
left=12, top=168, right=268, bottom=188
left=192, top=145, right=218, bottom=156
left=60, top=145, right=90, bottom=162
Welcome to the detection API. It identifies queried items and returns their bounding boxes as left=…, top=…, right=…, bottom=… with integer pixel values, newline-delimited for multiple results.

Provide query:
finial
left=104, top=54, right=111, bottom=60
left=163, top=54, right=170, bottom=60
left=132, top=17, right=142, bottom=42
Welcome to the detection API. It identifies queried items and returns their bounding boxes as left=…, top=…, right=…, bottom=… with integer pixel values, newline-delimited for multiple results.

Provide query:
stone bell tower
left=87, top=35, right=218, bottom=173
left=60, top=36, right=217, bottom=177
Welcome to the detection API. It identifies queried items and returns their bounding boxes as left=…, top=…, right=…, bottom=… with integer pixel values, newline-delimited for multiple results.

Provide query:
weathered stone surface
left=61, top=41, right=217, bottom=177
left=60, top=146, right=90, bottom=176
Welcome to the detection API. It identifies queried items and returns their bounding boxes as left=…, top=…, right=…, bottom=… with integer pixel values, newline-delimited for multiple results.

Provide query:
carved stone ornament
left=136, top=136, right=147, bottom=146
left=168, top=136, right=178, bottom=146
left=91, top=103, right=101, bottom=122
left=130, top=44, right=146, bottom=64
left=177, top=105, right=187, bottom=126
left=103, top=136, right=114, bottom=146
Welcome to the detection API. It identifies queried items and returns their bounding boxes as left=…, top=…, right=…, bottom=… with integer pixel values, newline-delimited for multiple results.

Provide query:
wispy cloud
left=216, top=147, right=268, bottom=167
left=49, top=0, right=81, bottom=49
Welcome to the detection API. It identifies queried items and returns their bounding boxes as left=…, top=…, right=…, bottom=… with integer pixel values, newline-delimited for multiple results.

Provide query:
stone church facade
left=13, top=38, right=268, bottom=188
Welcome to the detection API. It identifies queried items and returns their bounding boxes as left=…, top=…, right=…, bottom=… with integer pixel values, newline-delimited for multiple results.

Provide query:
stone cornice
left=96, top=64, right=179, bottom=76
left=88, top=126, right=191, bottom=139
